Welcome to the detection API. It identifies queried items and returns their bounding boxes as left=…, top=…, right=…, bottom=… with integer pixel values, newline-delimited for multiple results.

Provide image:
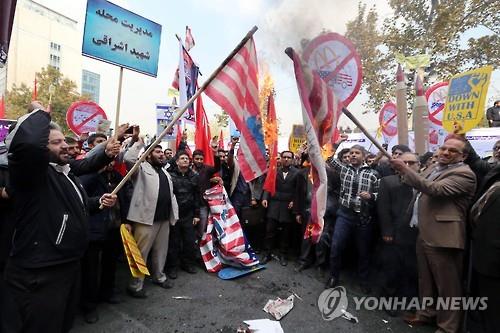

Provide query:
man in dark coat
left=79, top=162, right=131, bottom=323
left=167, top=151, right=201, bottom=275
left=486, top=100, right=500, bottom=127
left=377, top=152, right=419, bottom=306
left=469, top=164, right=500, bottom=333
left=261, top=151, right=300, bottom=266
left=2, top=108, right=117, bottom=333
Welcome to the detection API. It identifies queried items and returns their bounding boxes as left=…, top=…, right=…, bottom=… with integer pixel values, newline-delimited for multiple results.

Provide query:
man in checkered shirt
left=325, top=144, right=379, bottom=293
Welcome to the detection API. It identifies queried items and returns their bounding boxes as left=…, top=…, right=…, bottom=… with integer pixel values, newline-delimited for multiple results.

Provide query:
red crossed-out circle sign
left=379, top=102, right=398, bottom=137
left=303, top=32, right=362, bottom=107
left=66, top=101, right=108, bottom=136
left=425, top=82, right=448, bottom=126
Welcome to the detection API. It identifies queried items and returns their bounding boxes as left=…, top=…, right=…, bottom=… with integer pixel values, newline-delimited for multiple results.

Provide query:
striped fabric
left=290, top=49, right=342, bottom=243
left=204, top=37, right=267, bottom=181
left=199, top=185, right=259, bottom=272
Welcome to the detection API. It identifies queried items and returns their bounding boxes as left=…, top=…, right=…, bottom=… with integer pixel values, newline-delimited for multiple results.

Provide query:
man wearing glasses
left=390, top=138, right=476, bottom=333
left=377, top=152, right=420, bottom=316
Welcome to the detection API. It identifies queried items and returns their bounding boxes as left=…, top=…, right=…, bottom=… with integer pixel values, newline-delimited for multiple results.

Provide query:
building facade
left=81, top=69, right=100, bottom=103
left=3, top=0, right=82, bottom=94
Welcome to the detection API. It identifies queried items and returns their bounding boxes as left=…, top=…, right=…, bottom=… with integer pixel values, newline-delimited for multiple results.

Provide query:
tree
left=345, top=0, right=499, bottom=113
left=6, top=66, right=87, bottom=133
left=345, top=3, right=392, bottom=112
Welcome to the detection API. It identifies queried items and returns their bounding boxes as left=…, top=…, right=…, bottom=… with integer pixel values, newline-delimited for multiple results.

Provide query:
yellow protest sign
left=120, top=224, right=150, bottom=278
left=288, top=124, right=306, bottom=153
left=443, top=65, right=493, bottom=133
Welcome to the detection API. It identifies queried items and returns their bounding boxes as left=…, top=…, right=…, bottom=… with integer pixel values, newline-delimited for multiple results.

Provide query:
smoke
left=257, top=0, right=360, bottom=72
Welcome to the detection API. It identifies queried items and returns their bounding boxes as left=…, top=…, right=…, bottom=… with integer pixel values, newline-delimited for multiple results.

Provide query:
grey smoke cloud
left=257, top=0, right=391, bottom=72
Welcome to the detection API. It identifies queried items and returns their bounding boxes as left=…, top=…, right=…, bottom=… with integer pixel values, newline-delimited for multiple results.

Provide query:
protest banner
left=156, top=104, right=179, bottom=141
left=379, top=102, right=398, bottom=143
left=426, top=82, right=449, bottom=151
left=66, top=101, right=108, bottom=136
left=82, top=0, right=162, bottom=126
left=288, top=124, right=306, bottom=153
left=302, top=32, right=362, bottom=107
left=443, top=65, right=493, bottom=133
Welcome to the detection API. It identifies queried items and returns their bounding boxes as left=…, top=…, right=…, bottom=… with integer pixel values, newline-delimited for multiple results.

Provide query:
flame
left=259, top=63, right=274, bottom=120
left=259, top=63, right=276, bottom=147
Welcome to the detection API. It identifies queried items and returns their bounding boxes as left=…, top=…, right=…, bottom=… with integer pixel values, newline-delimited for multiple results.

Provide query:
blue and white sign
left=82, top=0, right=162, bottom=77
left=156, top=104, right=179, bottom=141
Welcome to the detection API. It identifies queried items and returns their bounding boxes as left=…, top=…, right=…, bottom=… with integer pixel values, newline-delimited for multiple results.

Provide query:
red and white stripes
left=291, top=49, right=342, bottom=243
left=205, top=38, right=267, bottom=181
left=199, top=185, right=259, bottom=272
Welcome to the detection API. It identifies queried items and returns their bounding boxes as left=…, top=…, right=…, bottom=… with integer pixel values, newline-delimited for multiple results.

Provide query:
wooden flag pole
left=341, top=108, right=392, bottom=159
left=284, top=47, right=392, bottom=160
left=100, top=26, right=259, bottom=208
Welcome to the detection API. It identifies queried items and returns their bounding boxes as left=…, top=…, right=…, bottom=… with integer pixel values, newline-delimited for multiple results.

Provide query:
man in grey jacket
left=124, top=128, right=178, bottom=298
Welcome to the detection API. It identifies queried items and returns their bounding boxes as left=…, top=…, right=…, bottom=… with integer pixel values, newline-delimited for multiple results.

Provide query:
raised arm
left=7, top=109, right=50, bottom=190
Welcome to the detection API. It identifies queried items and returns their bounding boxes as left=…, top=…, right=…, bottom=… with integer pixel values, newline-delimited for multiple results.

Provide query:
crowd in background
left=0, top=103, right=499, bottom=333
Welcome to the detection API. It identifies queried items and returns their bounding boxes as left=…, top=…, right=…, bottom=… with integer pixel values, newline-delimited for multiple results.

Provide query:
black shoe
left=279, top=255, right=288, bottom=266
left=84, top=309, right=99, bottom=324
left=325, top=277, right=338, bottom=289
left=167, top=269, right=178, bottom=280
left=126, top=288, right=147, bottom=299
left=181, top=265, right=197, bottom=274
left=260, top=253, right=272, bottom=264
left=154, top=279, right=173, bottom=289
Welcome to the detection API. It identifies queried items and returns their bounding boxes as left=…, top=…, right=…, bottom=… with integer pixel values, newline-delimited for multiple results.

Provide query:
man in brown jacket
left=390, top=138, right=476, bottom=333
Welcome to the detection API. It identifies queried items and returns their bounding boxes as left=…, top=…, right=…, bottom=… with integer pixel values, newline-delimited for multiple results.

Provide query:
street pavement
left=72, top=259, right=434, bottom=333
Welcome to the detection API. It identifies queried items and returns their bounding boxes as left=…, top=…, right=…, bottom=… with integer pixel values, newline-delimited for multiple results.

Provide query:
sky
left=34, top=0, right=499, bottom=150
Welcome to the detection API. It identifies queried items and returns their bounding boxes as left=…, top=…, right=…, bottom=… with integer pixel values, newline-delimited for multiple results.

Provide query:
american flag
left=318, top=71, right=352, bottom=87
left=290, top=48, right=342, bottom=243
left=199, top=185, right=259, bottom=272
left=204, top=37, right=267, bottom=181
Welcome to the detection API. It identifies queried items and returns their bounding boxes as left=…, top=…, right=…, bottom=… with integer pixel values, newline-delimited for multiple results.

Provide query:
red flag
left=204, top=37, right=267, bottom=181
left=289, top=48, right=342, bottom=243
left=0, top=95, right=5, bottom=119
left=185, top=26, right=195, bottom=51
left=194, top=94, right=214, bottom=166
left=218, top=129, right=224, bottom=150
left=32, top=76, right=37, bottom=101
left=263, top=94, right=278, bottom=196
left=175, top=123, right=182, bottom=150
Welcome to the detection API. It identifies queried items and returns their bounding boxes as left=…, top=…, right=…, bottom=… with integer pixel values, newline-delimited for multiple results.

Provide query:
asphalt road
left=72, top=259, right=434, bottom=333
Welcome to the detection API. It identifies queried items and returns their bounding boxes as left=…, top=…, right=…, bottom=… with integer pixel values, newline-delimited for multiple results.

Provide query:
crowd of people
left=0, top=102, right=499, bottom=333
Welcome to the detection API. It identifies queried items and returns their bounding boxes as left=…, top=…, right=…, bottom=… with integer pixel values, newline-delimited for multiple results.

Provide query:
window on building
left=50, top=42, right=61, bottom=52
left=82, top=70, right=101, bottom=103
left=49, top=54, right=60, bottom=70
